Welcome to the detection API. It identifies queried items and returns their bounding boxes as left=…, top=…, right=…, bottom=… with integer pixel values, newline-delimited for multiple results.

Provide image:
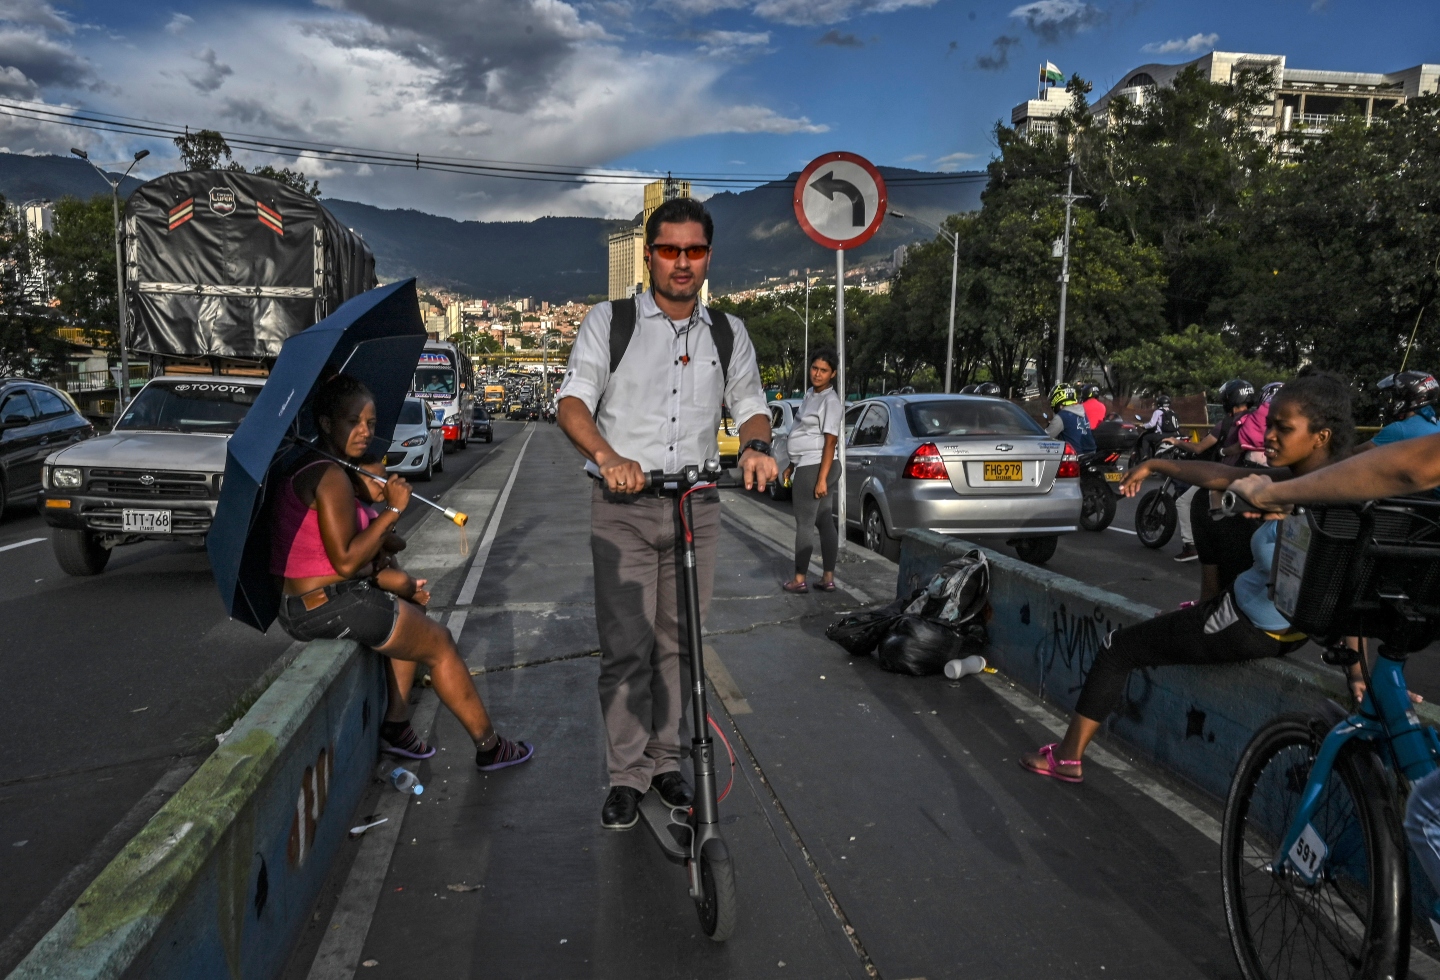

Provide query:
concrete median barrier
left=8, top=640, right=383, bottom=980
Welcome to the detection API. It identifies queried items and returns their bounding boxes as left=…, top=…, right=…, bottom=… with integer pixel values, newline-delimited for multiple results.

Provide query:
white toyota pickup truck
left=39, top=375, right=265, bottom=575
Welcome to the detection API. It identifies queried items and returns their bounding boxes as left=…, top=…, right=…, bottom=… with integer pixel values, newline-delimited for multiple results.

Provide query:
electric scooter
left=637, top=459, right=739, bottom=942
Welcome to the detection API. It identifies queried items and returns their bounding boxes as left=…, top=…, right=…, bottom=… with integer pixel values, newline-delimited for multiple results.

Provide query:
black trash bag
left=905, top=550, right=990, bottom=627
left=825, top=592, right=915, bottom=657
left=874, top=615, right=965, bottom=676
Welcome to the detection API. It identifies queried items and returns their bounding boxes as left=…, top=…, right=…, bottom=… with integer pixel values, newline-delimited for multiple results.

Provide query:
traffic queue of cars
left=28, top=342, right=488, bottom=577
left=766, top=392, right=1084, bottom=565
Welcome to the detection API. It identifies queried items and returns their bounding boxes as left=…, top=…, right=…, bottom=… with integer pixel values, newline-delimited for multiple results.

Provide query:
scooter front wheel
left=695, top=837, right=737, bottom=941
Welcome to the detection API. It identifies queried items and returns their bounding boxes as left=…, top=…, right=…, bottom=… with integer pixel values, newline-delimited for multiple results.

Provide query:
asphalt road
left=0, top=423, right=523, bottom=974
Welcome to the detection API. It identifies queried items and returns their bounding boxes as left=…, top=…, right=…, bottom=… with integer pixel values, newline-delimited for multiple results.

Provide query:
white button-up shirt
left=558, top=290, right=768, bottom=474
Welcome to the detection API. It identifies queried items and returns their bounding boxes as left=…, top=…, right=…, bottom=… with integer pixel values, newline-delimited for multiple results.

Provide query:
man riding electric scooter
left=556, top=197, right=777, bottom=835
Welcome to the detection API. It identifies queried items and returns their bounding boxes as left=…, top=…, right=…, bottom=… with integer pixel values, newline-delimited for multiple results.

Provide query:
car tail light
left=1057, top=443, right=1080, bottom=479
left=903, top=442, right=948, bottom=480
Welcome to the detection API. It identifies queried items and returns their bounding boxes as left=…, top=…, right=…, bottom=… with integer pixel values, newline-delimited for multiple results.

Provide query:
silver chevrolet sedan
left=841, top=394, right=1082, bottom=564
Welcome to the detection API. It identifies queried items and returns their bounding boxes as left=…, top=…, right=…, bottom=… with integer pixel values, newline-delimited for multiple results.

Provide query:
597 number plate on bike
left=1287, top=822, right=1328, bottom=881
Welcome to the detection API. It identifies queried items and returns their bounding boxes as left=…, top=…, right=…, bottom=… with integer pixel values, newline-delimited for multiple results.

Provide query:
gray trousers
left=791, top=462, right=839, bottom=574
left=590, top=483, right=719, bottom=792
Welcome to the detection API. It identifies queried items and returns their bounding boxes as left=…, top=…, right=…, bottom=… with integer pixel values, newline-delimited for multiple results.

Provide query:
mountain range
left=0, top=152, right=988, bottom=300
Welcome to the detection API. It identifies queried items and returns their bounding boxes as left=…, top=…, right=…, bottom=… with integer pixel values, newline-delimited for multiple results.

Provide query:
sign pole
left=835, top=247, right=846, bottom=557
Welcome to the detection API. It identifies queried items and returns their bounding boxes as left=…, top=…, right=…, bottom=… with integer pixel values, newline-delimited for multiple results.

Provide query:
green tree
left=41, top=195, right=117, bottom=349
left=1229, top=94, right=1440, bottom=419
left=0, top=197, right=68, bottom=379
left=173, top=129, right=320, bottom=196
left=1110, top=324, right=1280, bottom=396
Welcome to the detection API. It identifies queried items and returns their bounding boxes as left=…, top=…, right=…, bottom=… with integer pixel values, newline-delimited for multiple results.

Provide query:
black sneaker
left=652, top=771, right=693, bottom=808
left=601, top=786, right=642, bottom=830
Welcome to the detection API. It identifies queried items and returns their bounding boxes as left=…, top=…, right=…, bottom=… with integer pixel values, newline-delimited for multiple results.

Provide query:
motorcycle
left=1078, top=450, right=1125, bottom=532
left=1133, top=441, right=1189, bottom=548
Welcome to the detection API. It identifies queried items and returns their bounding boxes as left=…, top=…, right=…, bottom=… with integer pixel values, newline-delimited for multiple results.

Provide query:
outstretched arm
left=1229, top=432, right=1440, bottom=511
left=1119, top=457, right=1286, bottom=497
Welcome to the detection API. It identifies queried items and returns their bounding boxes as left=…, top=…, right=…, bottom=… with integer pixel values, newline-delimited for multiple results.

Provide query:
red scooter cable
left=708, top=714, right=737, bottom=803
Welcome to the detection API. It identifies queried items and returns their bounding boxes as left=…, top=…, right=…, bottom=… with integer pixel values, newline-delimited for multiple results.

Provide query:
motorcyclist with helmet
left=1354, top=369, right=1440, bottom=453
left=1046, top=383, right=1097, bottom=454
left=1078, top=383, right=1107, bottom=430
left=975, top=382, right=1004, bottom=398
left=959, top=384, right=979, bottom=394
left=1166, top=379, right=1259, bottom=594
left=1135, top=394, right=1182, bottom=462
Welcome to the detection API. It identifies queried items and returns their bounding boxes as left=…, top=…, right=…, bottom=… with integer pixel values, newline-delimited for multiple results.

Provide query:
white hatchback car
left=384, top=397, right=444, bottom=481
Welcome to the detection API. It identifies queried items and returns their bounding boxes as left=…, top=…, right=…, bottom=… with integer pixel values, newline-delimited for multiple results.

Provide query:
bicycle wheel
left=1221, top=713, right=1406, bottom=980
left=695, top=837, right=737, bottom=942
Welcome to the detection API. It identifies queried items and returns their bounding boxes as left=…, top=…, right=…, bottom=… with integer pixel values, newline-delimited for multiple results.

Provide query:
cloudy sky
left=0, top=0, right=1435, bottom=220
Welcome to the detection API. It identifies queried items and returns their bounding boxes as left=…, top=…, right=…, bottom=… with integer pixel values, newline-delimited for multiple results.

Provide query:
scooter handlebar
left=642, top=462, right=741, bottom=493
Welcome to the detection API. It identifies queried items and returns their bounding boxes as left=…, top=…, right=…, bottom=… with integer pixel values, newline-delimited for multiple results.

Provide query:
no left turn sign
left=793, top=152, right=887, bottom=250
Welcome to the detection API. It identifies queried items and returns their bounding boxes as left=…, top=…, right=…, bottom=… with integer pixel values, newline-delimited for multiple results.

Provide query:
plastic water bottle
left=390, top=767, right=424, bottom=795
left=944, top=655, right=988, bottom=680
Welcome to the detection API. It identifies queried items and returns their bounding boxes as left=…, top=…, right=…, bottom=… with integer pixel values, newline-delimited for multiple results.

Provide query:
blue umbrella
left=208, top=278, right=428, bottom=631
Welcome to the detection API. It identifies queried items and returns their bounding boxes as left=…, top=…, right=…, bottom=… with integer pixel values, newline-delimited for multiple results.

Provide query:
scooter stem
left=682, top=490, right=720, bottom=832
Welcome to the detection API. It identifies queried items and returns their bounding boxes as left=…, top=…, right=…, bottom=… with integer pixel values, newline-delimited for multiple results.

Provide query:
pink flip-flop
left=1021, top=743, right=1083, bottom=783
left=782, top=580, right=809, bottom=594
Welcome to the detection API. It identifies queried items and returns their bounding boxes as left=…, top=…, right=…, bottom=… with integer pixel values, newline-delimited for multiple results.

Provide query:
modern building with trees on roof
left=1014, top=50, right=1438, bottom=141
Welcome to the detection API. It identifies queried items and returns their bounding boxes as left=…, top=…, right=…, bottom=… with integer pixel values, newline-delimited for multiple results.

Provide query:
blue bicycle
left=1221, top=496, right=1440, bottom=980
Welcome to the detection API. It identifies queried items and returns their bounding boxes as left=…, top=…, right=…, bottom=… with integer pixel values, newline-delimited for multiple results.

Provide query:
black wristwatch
left=742, top=439, right=773, bottom=457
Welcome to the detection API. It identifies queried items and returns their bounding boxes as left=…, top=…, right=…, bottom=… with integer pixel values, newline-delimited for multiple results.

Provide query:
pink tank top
left=270, top=461, right=372, bottom=579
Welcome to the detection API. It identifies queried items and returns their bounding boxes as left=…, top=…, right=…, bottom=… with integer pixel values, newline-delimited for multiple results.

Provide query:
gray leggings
left=792, top=462, right=839, bottom=574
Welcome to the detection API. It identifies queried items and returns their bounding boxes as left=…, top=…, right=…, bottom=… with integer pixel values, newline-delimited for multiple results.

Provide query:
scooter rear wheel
left=695, top=837, right=737, bottom=941
left=1079, top=480, right=1116, bottom=531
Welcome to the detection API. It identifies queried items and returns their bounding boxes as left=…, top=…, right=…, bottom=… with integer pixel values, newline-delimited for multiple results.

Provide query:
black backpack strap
left=608, top=298, right=637, bottom=375
left=706, top=307, right=734, bottom=386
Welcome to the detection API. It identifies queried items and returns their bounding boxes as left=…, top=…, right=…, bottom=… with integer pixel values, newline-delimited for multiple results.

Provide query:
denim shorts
left=277, top=579, right=399, bottom=648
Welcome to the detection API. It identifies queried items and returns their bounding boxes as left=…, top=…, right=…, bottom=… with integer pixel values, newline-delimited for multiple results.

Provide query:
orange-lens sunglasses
left=649, top=244, right=711, bottom=261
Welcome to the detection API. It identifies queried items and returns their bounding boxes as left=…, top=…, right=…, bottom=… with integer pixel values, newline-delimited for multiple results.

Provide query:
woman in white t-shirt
left=783, top=348, right=844, bottom=593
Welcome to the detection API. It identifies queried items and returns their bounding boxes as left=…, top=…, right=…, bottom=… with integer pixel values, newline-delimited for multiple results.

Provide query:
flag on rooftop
left=1042, top=62, right=1064, bottom=85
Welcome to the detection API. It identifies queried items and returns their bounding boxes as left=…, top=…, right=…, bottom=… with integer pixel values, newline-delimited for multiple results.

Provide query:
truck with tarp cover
left=36, top=172, right=378, bottom=577
left=123, top=169, right=376, bottom=365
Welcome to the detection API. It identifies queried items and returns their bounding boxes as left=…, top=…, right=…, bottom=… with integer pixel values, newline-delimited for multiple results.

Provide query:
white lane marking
left=0, top=537, right=45, bottom=554
left=308, top=431, right=534, bottom=979
left=1105, top=526, right=1138, bottom=536
left=456, top=426, right=534, bottom=607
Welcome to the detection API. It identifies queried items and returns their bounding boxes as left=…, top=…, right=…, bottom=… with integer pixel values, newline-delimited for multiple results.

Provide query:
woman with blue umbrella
left=269, top=372, right=532, bottom=771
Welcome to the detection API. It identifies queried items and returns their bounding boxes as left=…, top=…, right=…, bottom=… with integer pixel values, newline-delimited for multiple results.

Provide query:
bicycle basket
left=1274, top=498, right=1440, bottom=648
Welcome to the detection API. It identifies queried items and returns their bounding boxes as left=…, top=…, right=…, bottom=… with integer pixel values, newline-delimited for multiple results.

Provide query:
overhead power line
left=0, top=98, right=989, bottom=190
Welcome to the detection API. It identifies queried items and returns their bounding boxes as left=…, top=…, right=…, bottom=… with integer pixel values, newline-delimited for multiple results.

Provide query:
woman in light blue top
left=1020, top=369, right=1352, bottom=783
left=783, top=348, right=844, bottom=594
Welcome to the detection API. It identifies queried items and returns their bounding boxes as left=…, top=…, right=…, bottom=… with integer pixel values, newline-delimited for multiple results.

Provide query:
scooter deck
left=637, top=789, right=691, bottom=864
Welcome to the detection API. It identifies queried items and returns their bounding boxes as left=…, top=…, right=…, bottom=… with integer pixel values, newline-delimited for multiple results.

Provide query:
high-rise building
left=22, top=201, right=53, bottom=236
left=608, top=225, right=645, bottom=301
left=445, top=302, right=462, bottom=338
left=608, top=176, right=701, bottom=300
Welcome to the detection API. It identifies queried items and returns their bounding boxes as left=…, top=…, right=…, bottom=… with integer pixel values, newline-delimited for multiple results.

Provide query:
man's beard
left=654, top=274, right=702, bottom=304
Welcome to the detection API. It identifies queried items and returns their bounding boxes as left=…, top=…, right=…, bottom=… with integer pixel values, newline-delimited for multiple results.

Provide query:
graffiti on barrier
left=287, top=744, right=334, bottom=867
left=1034, top=602, right=1152, bottom=720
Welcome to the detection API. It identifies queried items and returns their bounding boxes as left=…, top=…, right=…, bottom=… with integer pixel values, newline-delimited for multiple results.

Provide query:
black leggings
left=1190, top=489, right=1263, bottom=593
left=1073, top=591, right=1304, bottom=722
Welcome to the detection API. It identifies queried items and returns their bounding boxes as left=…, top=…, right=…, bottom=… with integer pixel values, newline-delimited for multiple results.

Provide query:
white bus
left=411, top=341, right=476, bottom=450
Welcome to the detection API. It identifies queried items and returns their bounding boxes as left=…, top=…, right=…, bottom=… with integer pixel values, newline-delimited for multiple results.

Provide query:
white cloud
left=182, top=47, right=233, bottom=94
left=33, top=5, right=823, bottom=221
left=934, top=151, right=978, bottom=171
left=694, top=29, right=770, bottom=56
left=664, top=0, right=935, bottom=26
left=0, top=0, right=74, bottom=35
left=1009, top=0, right=1106, bottom=42
left=1141, top=32, right=1218, bottom=55
left=164, top=13, right=194, bottom=35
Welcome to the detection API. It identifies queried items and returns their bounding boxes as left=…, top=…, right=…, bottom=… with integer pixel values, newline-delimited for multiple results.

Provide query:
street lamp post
left=540, top=330, right=562, bottom=407
left=72, top=147, right=148, bottom=410
left=890, top=210, right=958, bottom=393
left=1054, top=159, right=1086, bottom=387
